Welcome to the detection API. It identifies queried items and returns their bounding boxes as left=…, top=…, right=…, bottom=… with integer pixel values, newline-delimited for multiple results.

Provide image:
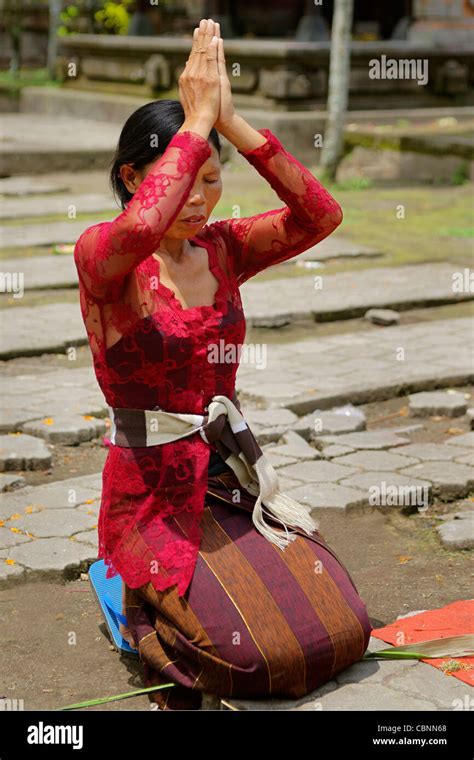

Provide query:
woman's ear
left=119, top=164, right=141, bottom=195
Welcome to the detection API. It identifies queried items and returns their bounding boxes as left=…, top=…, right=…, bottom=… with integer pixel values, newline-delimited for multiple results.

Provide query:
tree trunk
left=47, top=0, right=61, bottom=80
left=320, top=0, right=354, bottom=182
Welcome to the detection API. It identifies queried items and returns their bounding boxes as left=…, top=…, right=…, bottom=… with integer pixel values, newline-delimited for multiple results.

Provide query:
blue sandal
left=88, top=559, right=139, bottom=658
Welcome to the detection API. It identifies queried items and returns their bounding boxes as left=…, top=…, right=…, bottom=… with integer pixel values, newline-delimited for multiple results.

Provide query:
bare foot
left=119, top=621, right=138, bottom=650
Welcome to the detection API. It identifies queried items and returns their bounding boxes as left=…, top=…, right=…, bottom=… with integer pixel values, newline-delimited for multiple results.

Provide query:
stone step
left=0, top=113, right=120, bottom=176
left=0, top=255, right=77, bottom=290
left=2, top=264, right=472, bottom=354
left=0, top=220, right=103, bottom=249
left=240, top=263, right=474, bottom=326
left=0, top=193, right=117, bottom=221
left=236, top=316, right=474, bottom=410
left=0, top=303, right=86, bottom=359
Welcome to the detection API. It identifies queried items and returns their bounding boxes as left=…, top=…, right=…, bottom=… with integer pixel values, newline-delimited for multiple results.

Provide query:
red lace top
left=74, top=127, right=343, bottom=596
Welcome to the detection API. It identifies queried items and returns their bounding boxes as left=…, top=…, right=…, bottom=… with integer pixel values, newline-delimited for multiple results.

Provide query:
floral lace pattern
left=74, top=127, right=342, bottom=597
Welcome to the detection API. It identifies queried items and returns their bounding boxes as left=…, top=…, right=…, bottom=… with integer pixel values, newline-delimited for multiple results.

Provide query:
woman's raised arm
left=74, top=130, right=212, bottom=301
left=74, top=20, right=221, bottom=302
left=214, top=117, right=343, bottom=286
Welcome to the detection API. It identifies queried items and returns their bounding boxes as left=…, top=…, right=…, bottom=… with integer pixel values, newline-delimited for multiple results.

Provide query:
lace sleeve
left=216, top=128, right=343, bottom=286
left=74, top=130, right=212, bottom=301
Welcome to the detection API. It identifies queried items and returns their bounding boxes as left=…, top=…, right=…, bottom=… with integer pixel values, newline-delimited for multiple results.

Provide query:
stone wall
left=57, top=35, right=474, bottom=110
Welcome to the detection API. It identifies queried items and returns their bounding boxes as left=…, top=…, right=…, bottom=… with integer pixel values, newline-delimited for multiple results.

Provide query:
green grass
left=0, top=68, right=59, bottom=92
left=217, top=167, right=473, bottom=277
left=1, top=165, right=472, bottom=278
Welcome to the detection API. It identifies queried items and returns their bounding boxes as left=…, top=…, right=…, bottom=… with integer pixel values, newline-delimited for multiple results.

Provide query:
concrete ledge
left=17, top=88, right=474, bottom=166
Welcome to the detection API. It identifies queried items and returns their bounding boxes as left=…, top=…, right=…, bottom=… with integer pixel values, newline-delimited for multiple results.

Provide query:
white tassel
left=251, top=459, right=319, bottom=549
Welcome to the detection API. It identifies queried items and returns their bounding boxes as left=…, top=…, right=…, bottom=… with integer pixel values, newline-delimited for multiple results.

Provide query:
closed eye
left=204, top=177, right=220, bottom=183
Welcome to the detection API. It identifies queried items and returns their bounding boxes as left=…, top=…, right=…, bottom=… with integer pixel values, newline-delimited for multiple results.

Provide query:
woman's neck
left=154, top=236, right=193, bottom=265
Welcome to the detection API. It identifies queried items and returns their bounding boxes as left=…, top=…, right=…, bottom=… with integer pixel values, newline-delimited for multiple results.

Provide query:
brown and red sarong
left=124, top=463, right=372, bottom=711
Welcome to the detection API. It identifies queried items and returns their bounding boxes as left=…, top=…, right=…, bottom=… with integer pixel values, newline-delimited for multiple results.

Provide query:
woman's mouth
left=180, top=215, right=205, bottom=225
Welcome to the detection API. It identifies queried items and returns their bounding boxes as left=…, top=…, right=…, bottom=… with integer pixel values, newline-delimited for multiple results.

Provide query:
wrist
left=217, top=113, right=241, bottom=139
left=178, top=116, right=214, bottom=140
left=218, top=114, right=268, bottom=154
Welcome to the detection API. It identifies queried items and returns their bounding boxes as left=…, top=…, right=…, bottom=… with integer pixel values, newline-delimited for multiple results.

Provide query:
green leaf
left=55, top=683, right=176, bottom=710
left=363, top=634, right=474, bottom=661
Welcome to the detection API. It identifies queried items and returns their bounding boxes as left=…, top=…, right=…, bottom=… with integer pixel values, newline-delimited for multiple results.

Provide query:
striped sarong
left=124, top=466, right=373, bottom=710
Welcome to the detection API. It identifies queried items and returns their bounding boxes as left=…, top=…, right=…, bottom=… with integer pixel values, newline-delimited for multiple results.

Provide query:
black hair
left=110, top=99, right=222, bottom=209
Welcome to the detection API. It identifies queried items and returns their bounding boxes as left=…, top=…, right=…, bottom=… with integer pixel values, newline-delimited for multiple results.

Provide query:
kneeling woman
left=74, top=19, right=372, bottom=710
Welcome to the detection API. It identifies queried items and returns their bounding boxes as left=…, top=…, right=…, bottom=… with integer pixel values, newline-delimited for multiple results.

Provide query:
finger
left=198, top=19, right=215, bottom=75
left=215, top=21, right=221, bottom=39
left=195, top=18, right=208, bottom=75
left=217, top=36, right=226, bottom=78
left=205, top=36, right=219, bottom=69
left=196, top=18, right=206, bottom=57
left=203, top=18, right=215, bottom=48
left=186, top=26, right=199, bottom=68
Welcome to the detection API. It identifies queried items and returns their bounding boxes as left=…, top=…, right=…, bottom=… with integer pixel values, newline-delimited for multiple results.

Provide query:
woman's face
left=121, top=143, right=222, bottom=239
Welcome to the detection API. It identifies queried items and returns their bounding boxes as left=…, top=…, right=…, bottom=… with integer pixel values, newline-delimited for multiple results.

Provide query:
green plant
left=451, top=162, right=470, bottom=186
left=58, top=3, right=79, bottom=35
left=95, top=0, right=133, bottom=35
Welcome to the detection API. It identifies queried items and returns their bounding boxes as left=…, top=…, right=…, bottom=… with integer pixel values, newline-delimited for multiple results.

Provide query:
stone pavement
left=0, top=317, right=472, bottom=416
left=237, top=317, right=473, bottom=409
left=1, top=405, right=472, bottom=584
left=0, top=114, right=120, bottom=175
left=0, top=303, right=86, bottom=359
left=0, top=193, right=117, bottom=220
left=221, top=623, right=472, bottom=711
left=241, top=263, right=474, bottom=325
left=2, top=271, right=473, bottom=360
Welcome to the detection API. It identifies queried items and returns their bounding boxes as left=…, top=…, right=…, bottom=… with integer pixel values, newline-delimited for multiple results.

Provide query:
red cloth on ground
left=371, top=600, right=474, bottom=686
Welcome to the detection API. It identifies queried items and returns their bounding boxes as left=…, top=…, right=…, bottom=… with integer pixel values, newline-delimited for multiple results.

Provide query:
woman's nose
left=188, top=191, right=204, bottom=203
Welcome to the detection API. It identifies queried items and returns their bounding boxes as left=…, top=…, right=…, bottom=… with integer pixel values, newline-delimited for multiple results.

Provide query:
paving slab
left=3, top=537, right=96, bottom=580
left=0, top=434, right=52, bottom=471
left=21, top=415, right=106, bottom=445
left=242, top=408, right=298, bottom=444
left=236, top=318, right=474, bottom=411
left=0, top=473, right=103, bottom=586
left=289, top=482, right=369, bottom=511
left=400, top=461, right=474, bottom=499
left=437, top=514, right=474, bottom=550
left=314, top=431, right=410, bottom=450
left=221, top=633, right=461, bottom=711
left=0, top=176, right=69, bottom=196
left=338, top=472, right=432, bottom=511
left=0, top=476, right=101, bottom=520
left=445, top=432, right=474, bottom=449
left=409, top=390, right=468, bottom=417
left=333, top=450, right=421, bottom=470
left=287, top=235, right=383, bottom=263
left=265, top=431, right=319, bottom=460
left=0, top=367, right=108, bottom=432
left=0, top=220, right=100, bottom=250
left=319, top=444, right=356, bottom=459
left=241, top=264, right=474, bottom=325
left=0, top=303, right=86, bottom=359
left=387, top=443, right=472, bottom=461
left=0, top=193, right=117, bottom=220
left=0, top=113, right=120, bottom=176
left=0, top=254, right=77, bottom=290
left=9, top=507, right=96, bottom=538
left=293, top=408, right=366, bottom=439
left=277, top=460, right=360, bottom=483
